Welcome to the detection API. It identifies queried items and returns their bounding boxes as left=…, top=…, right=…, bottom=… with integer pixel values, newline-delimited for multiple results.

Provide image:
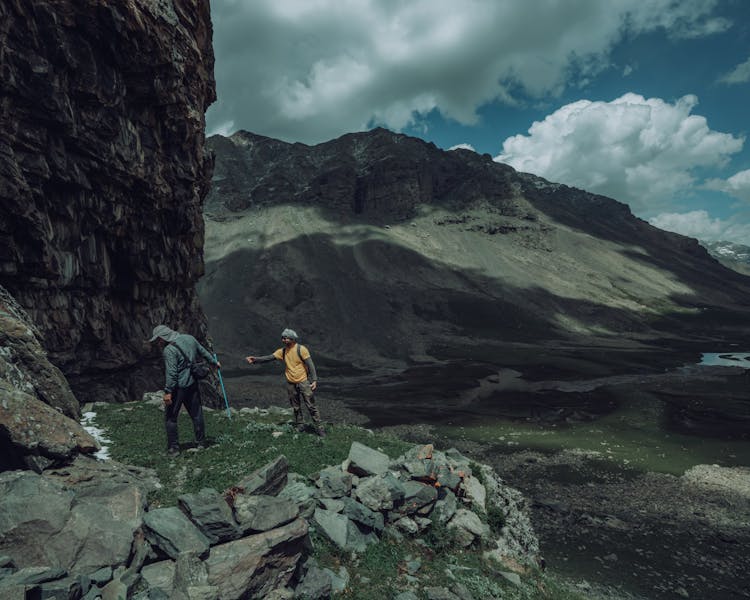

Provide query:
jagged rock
left=0, top=0, right=216, bottom=405
left=178, top=488, right=240, bottom=543
left=0, top=285, right=79, bottom=418
left=294, top=563, right=332, bottom=599
left=232, top=494, right=299, bottom=534
left=460, top=475, right=487, bottom=512
left=101, top=568, right=141, bottom=600
left=0, top=566, right=68, bottom=585
left=0, top=467, right=148, bottom=574
left=319, top=498, right=345, bottom=513
left=354, top=475, right=405, bottom=511
left=140, top=561, right=176, bottom=597
left=171, top=551, right=219, bottom=600
left=38, top=574, right=89, bottom=599
left=315, top=466, right=353, bottom=499
left=0, top=382, right=98, bottom=472
left=312, top=509, right=377, bottom=553
left=235, top=455, right=289, bottom=496
left=397, top=481, right=438, bottom=516
left=433, top=489, right=458, bottom=524
left=278, top=475, right=317, bottom=519
left=143, top=507, right=211, bottom=561
left=347, top=441, right=391, bottom=477
left=447, top=509, right=491, bottom=547
left=326, top=566, right=349, bottom=595
left=89, top=566, right=113, bottom=586
left=341, top=497, right=384, bottom=532
left=204, top=518, right=308, bottom=600
left=394, top=593, right=420, bottom=600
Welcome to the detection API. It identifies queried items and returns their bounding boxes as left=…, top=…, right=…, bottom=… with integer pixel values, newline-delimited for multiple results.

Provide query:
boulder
left=312, top=509, right=377, bottom=553
left=316, top=466, right=353, bottom=499
left=143, top=507, right=211, bottom=560
left=354, top=475, right=405, bottom=512
left=0, top=383, right=98, bottom=472
left=235, top=456, right=289, bottom=496
left=347, top=441, right=391, bottom=477
left=447, top=509, right=491, bottom=547
left=204, top=518, right=308, bottom=600
left=0, top=285, right=79, bottom=419
left=178, top=488, right=240, bottom=543
left=232, top=494, right=299, bottom=534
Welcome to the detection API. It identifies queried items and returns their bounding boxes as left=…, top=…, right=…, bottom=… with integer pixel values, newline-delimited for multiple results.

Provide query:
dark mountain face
left=201, top=129, right=750, bottom=372
left=0, top=0, right=216, bottom=403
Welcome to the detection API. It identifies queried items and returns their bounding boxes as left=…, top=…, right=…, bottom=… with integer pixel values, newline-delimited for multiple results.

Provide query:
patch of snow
left=80, top=411, right=112, bottom=461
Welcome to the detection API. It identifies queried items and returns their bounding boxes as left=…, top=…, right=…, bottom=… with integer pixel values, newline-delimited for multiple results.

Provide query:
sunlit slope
left=199, top=129, right=750, bottom=368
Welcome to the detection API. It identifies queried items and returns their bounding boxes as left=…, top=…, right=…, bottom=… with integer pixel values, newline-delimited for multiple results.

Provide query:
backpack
left=172, top=343, right=210, bottom=380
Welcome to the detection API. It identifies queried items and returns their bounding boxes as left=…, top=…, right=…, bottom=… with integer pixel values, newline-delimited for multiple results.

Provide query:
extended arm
left=245, top=354, right=277, bottom=364
left=196, top=341, right=220, bottom=368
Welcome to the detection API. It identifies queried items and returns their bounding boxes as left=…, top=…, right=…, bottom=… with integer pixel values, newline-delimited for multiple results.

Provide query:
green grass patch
left=91, top=402, right=410, bottom=506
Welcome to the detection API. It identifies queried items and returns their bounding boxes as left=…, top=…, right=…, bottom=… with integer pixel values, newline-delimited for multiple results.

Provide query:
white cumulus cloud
left=207, top=0, right=726, bottom=144
left=649, top=210, right=750, bottom=245
left=496, top=93, right=744, bottom=213
left=705, top=169, right=750, bottom=202
left=719, top=56, right=750, bottom=84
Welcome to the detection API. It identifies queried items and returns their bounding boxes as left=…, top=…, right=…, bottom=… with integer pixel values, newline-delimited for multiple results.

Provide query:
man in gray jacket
left=149, top=325, right=220, bottom=455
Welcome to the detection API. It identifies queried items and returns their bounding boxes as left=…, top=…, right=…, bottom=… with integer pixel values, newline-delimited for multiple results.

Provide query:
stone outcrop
left=1, top=284, right=99, bottom=472
left=0, top=0, right=216, bottom=404
left=0, top=285, right=78, bottom=417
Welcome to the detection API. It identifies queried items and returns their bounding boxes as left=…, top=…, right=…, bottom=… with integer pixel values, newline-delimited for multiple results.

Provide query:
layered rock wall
left=0, top=0, right=216, bottom=402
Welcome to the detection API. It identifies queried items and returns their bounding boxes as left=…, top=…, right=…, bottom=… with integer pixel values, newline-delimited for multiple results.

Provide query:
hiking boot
left=316, top=428, right=326, bottom=438
left=167, top=446, right=180, bottom=457
left=295, top=424, right=305, bottom=433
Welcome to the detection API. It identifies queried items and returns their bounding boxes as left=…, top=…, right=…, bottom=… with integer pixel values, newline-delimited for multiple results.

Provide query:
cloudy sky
left=207, top=0, right=750, bottom=245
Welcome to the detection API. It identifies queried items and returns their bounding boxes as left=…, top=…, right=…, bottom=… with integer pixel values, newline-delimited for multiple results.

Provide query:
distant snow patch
left=80, top=411, right=112, bottom=461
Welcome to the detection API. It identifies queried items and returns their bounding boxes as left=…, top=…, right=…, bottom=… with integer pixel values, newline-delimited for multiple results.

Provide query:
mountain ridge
left=200, top=128, right=750, bottom=371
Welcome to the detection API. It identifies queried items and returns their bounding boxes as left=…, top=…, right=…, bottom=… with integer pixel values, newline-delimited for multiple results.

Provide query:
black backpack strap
left=170, top=342, right=191, bottom=372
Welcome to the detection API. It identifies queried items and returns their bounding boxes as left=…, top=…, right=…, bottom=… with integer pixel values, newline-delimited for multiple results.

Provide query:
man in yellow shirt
left=245, top=328, right=323, bottom=436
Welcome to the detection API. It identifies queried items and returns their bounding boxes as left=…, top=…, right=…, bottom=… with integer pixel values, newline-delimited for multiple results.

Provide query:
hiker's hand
left=214, top=361, right=221, bottom=369
left=311, top=381, right=317, bottom=391
left=245, top=356, right=255, bottom=364
left=163, top=392, right=172, bottom=406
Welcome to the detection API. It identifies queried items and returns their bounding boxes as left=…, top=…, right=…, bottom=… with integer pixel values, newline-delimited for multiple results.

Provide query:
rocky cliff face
left=201, top=129, right=750, bottom=370
left=0, top=0, right=215, bottom=403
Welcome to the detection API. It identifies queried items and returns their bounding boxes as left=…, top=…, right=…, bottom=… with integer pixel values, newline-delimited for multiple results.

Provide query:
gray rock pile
left=0, top=455, right=308, bottom=600
left=0, top=439, right=539, bottom=599
left=306, top=441, right=539, bottom=563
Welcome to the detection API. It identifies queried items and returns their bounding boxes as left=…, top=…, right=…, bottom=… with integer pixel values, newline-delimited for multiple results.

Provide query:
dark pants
left=287, top=379, right=321, bottom=428
left=164, top=383, right=205, bottom=449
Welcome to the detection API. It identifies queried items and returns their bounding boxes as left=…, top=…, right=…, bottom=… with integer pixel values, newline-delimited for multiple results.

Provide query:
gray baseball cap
left=148, top=325, right=179, bottom=343
left=280, top=328, right=298, bottom=340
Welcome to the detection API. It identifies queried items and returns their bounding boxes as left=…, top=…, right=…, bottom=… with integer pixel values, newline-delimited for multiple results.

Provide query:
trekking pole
left=214, top=353, right=231, bottom=419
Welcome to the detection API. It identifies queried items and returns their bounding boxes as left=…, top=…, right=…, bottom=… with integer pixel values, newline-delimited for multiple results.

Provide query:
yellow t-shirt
left=273, top=343, right=311, bottom=383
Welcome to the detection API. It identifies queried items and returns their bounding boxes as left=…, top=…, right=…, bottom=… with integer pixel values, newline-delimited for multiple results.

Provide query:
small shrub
left=486, top=504, right=506, bottom=535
